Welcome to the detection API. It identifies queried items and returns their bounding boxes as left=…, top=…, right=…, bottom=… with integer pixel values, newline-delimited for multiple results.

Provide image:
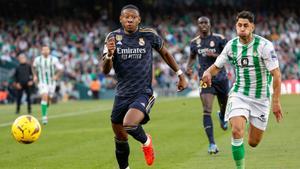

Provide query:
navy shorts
left=200, top=79, right=229, bottom=96
left=111, top=93, right=155, bottom=125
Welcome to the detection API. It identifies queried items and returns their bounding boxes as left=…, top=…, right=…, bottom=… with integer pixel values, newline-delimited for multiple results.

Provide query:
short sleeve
left=262, top=42, right=279, bottom=71
left=214, top=43, right=230, bottom=68
left=190, top=41, right=197, bottom=56
left=151, top=32, right=164, bottom=51
left=220, top=37, right=227, bottom=49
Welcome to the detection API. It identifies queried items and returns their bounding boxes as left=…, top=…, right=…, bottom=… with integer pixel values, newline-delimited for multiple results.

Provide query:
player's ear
left=251, top=23, right=255, bottom=32
left=137, top=16, right=141, bottom=24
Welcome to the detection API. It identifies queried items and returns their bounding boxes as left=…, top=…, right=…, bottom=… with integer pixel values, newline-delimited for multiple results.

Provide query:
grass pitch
left=0, top=95, right=299, bottom=169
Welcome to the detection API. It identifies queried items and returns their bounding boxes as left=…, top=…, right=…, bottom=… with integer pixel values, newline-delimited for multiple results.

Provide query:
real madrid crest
left=139, top=38, right=145, bottom=46
left=116, top=35, right=123, bottom=45
left=210, top=41, right=215, bottom=47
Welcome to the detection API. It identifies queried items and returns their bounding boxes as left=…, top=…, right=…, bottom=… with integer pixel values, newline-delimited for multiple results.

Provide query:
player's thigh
left=111, top=96, right=130, bottom=124
left=48, top=83, right=56, bottom=98
left=38, top=84, right=49, bottom=97
left=123, top=108, right=145, bottom=126
left=225, top=95, right=250, bottom=121
left=200, top=93, right=214, bottom=112
left=112, top=123, right=128, bottom=140
left=249, top=98, right=270, bottom=131
left=127, top=94, right=155, bottom=125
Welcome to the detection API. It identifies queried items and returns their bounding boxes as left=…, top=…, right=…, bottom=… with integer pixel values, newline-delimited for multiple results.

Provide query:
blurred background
left=0, top=0, right=299, bottom=104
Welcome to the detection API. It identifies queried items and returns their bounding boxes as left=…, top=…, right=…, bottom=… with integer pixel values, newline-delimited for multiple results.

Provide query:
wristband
left=105, top=54, right=113, bottom=60
left=176, top=69, right=183, bottom=76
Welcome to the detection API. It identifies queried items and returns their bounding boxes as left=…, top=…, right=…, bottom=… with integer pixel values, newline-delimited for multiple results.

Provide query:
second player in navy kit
left=102, top=5, right=187, bottom=169
left=186, top=16, right=229, bottom=154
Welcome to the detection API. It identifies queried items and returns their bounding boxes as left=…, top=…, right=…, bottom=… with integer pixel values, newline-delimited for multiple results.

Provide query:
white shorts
left=225, top=93, right=271, bottom=131
left=38, top=83, right=56, bottom=98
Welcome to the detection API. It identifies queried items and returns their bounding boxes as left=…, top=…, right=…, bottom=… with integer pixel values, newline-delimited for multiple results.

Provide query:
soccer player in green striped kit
left=33, top=46, right=63, bottom=125
left=202, top=11, right=283, bottom=169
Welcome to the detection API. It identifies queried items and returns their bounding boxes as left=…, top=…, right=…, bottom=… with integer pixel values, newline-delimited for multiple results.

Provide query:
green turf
left=0, top=95, right=299, bottom=169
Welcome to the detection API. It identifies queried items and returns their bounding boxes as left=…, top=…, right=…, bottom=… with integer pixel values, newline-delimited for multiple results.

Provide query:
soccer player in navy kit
left=102, top=5, right=187, bottom=169
left=186, top=17, right=229, bottom=154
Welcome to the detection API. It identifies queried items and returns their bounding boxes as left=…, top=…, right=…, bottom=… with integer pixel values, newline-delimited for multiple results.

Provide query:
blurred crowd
left=0, top=8, right=299, bottom=101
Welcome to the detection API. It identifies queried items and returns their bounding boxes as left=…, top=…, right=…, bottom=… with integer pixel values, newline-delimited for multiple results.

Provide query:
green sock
left=232, top=138, right=245, bottom=169
left=41, top=101, right=48, bottom=117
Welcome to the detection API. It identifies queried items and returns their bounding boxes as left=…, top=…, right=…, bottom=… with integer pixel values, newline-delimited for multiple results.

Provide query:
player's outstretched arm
left=202, top=64, right=221, bottom=87
left=186, top=52, right=197, bottom=78
left=158, top=46, right=187, bottom=91
left=102, top=37, right=115, bottom=75
left=270, top=67, right=283, bottom=122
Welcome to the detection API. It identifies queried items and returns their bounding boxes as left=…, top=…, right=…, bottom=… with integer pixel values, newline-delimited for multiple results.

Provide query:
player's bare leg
left=248, top=123, right=264, bottom=147
left=123, top=108, right=154, bottom=166
left=41, top=93, right=48, bottom=125
left=230, top=116, right=246, bottom=169
left=112, top=123, right=130, bottom=169
left=200, top=93, right=218, bottom=154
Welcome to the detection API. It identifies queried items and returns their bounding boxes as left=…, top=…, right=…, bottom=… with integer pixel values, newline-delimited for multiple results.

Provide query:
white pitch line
left=0, top=107, right=111, bottom=128
left=0, top=97, right=187, bottom=128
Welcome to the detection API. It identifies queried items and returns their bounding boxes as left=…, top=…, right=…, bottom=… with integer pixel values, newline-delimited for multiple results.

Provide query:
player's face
left=198, top=17, right=210, bottom=33
left=120, top=9, right=141, bottom=33
left=236, top=18, right=254, bottom=39
left=41, top=47, right=50, bottom=56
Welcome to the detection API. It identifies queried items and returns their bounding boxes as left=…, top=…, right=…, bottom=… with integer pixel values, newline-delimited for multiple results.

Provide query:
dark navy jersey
left=103, top=27, right=163, bottom=97
left=190, top=33, right=228, bottom=81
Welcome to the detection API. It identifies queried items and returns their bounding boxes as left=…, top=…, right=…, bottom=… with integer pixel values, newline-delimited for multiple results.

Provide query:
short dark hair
left=236, top=11, right=255, bottom=23
left=121, top=4, right=140, bottom=14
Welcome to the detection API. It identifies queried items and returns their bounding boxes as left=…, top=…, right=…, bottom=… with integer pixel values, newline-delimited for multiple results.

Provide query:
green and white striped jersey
left=214, top=34, right=279, bottom=99
left=33, top=55, right=63, bottom=85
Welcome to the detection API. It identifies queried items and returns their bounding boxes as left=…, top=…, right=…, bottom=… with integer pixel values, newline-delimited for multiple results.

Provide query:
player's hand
left=201, top=70, right=212, bottom=87
left=185, top=68, right=193, bottom=78
left=177, top=74, right=188, bottom=92
left=272, top=101, right=283, bottom=123
left=107, top=37, right=116, bottom=57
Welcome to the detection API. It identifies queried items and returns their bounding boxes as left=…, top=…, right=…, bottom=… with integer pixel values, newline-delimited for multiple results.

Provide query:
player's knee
left=123, top=123, right=138, bottom=133
left=203, top=110, right=211, bottom=115
left=231, top=127, right=244, bottom=138
left=248, top=139, right=260, bottom=147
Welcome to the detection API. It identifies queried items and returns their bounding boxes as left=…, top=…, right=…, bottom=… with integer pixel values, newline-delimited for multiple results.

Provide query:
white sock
left=143, top=136, right=151, bottom=146
left=231, top=138, right=243, bottom=146
left=125, top=166, right=130, bottom=169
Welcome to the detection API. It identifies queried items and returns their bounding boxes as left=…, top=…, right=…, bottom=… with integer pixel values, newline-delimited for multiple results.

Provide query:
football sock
left=115, top=138, right=130, bottom=169
left=41, top=100, right=48, bottom=117
left=232, top=138, right=245, bottom=169
left=203, top=114, right=215, bottom=144
left=124, top=125, right=147, bottom=144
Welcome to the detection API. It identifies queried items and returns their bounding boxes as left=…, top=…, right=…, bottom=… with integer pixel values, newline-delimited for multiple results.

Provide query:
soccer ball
left=11, top=115, right=42, bottom=144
